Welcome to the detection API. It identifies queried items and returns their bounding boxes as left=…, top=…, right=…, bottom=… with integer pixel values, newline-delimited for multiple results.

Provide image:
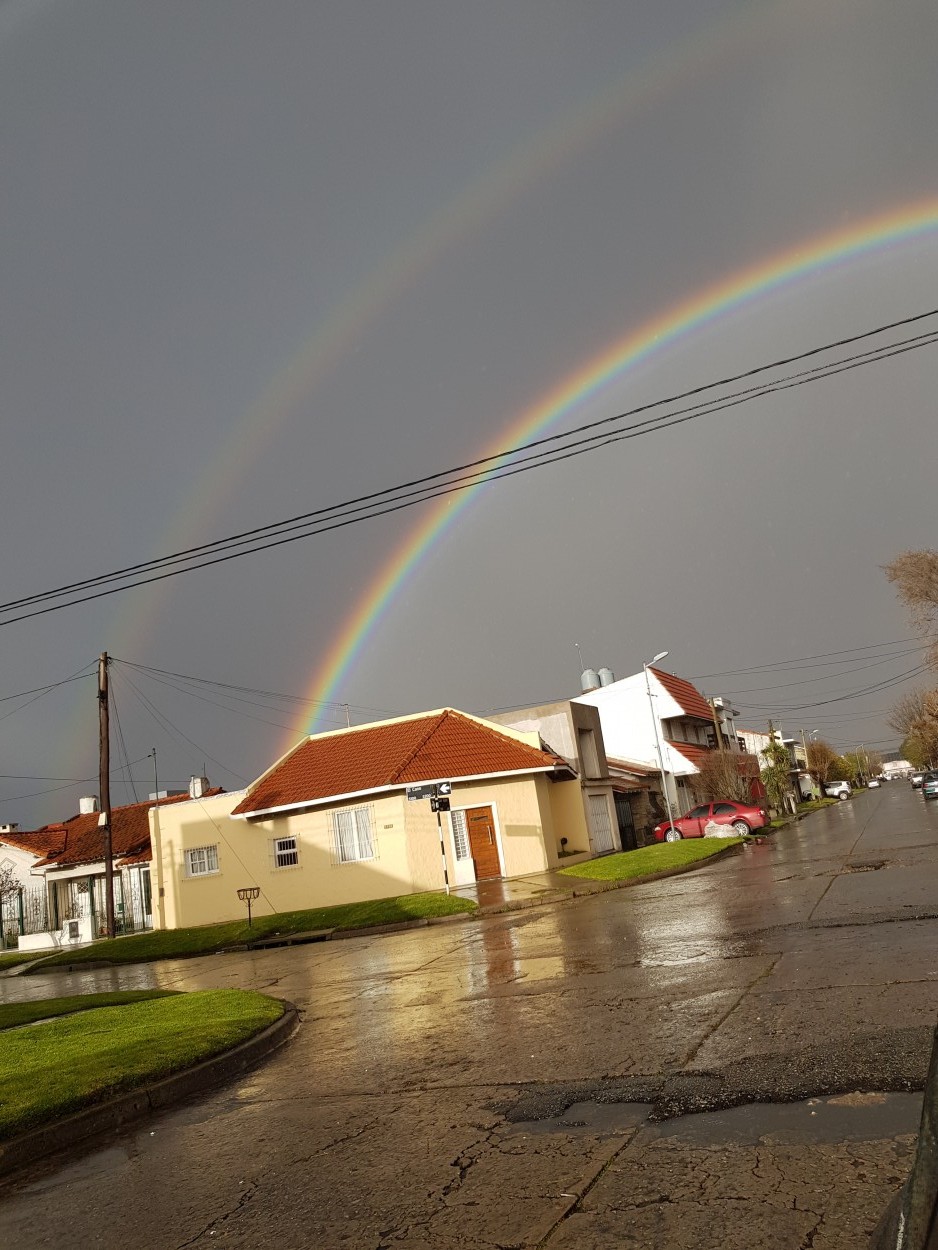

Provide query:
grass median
left=558, top=837, right=744, bottom=882
left=0, top=989, right=283, bottom=1141
left=22, top=890, right=477, bottom=972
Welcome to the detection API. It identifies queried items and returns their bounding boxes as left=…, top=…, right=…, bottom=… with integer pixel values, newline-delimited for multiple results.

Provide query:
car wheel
left=664, top=826, right=682, bottom=842
left=731, top=819, right=750, bottom=836
left=838, top=792, right=848, bottom=801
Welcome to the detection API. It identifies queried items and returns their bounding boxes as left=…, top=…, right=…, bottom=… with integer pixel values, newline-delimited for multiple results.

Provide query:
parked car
left=868, top=778, right=881, bottom=788
left=911, top=772, right=925, bottom=789
left=922, top=772, right=938, bottom=801
left=824, top=780, right=852, bottom=800
left=654, top=799, right=768, bottom=842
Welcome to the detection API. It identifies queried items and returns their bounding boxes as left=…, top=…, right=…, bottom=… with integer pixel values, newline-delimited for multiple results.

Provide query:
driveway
left=2, top=784, right=937, bottom=1248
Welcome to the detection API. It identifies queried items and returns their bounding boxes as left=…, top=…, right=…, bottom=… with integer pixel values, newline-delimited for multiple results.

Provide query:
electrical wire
left=2, top=310, right=937, bottom=626
left=693, top=638, right=923, bottom=679
left=116, top=670, right=248, bottom=784
left=108, top=667, right=140, bottom=803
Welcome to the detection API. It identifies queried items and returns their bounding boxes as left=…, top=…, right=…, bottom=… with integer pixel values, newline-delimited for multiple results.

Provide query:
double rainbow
left=295, top=200, right=938, bottom=740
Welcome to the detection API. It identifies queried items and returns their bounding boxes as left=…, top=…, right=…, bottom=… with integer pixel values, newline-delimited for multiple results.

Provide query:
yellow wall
left=150, top=773, right=577, bottom=929
left=546, top=778, right=592, bottom=856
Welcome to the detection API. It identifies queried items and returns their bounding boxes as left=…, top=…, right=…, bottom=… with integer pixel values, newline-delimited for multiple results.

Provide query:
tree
left=761, top=737, right=793, bottom=813
left=806, top=739, right=839, bottom=791
left=0, top=865, right=19, bottom=949
left=884, top=550, right=938, bottom=669
left=890, top=688, right=938, bottom=769
left=691, top=750, right=758, bottom=803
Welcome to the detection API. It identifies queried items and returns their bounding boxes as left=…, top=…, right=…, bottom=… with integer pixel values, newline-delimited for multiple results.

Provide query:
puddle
left=507, top=1092, right=922, bottom=1145
left=646, top=1091, right=922, bottom=1145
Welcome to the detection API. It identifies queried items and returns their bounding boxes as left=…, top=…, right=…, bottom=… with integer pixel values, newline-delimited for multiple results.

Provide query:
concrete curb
left=0, top=999, right=300, bottom=1179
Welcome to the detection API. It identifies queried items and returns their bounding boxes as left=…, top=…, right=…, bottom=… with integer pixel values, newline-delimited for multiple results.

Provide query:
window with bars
left=332, top=806, right=377, bottom=863
left=272, top=835, right=299, bottom=869
left=185, top=845, right=219, bottom=877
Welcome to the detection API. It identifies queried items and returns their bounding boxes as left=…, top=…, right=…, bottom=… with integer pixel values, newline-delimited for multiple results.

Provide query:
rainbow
left=106, top=0, right=800, bottom=673
left=294, top=199, right=938, bottom=740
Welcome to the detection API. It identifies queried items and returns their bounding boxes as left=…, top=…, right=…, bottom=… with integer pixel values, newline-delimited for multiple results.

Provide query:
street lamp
left=644, top=651, right=678, bottom=837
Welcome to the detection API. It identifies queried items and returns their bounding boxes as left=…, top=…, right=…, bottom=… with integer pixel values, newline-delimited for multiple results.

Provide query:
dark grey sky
left=3, top=0, right=937, bottom=827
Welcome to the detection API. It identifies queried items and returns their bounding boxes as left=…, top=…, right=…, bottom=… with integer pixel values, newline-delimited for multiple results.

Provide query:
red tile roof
left=651, top=668, right=714, bottom=722
left=666, top=740, right=714, bottom=770
left=233, top=709, right=567, bottom=817
left=0, top=828, right=68, bottom=859
left=30, top=791, right=222, bottom=870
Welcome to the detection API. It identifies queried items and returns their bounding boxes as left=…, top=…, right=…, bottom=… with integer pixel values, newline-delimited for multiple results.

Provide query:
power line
left=693, top=637, right=923, bottom=679
left=2, top=310, right=937, bottom=626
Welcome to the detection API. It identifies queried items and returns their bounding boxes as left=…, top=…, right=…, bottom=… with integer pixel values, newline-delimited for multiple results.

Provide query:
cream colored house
left=150, top=708, right=586, bottom=930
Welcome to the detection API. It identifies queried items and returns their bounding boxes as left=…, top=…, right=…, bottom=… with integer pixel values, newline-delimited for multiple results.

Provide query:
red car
left=654, top=799, right=768, bottom=842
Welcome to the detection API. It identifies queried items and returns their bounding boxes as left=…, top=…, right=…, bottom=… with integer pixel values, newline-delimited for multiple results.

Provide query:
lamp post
left=645, top=651, right=678, bottom=837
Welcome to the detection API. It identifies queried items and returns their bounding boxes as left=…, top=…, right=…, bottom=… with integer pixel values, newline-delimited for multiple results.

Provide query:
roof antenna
left=575, top=642, right=585, bottom=673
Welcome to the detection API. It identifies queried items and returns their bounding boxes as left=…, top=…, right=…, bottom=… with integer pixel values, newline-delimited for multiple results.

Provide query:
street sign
left=406, top=784, right=437, bottom=801
left=406, top=781, right=452, bottom=801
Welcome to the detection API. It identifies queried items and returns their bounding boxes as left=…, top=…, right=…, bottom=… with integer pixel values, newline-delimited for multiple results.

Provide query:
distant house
left=574, top=666, right=760, bottom=812
left=151, top=708, right=589, bottom=930
left=0, top=824, right=63, bottom=946
left=3, top=786, right=220, bottom=949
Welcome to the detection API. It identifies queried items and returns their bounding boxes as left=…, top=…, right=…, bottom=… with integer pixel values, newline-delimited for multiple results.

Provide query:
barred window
left=273, top=835, right=299, bottom=869
left=185, top=845, right=219, bottom=877
left=332, top=807, right=376, bottom=863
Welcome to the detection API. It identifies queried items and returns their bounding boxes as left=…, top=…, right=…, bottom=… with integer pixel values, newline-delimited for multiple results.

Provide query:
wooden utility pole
left=98, top=651, right=115, bottom=939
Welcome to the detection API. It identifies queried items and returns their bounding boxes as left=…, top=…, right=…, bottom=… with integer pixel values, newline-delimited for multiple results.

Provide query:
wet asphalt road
left=2, top=784, right=938, bottom=1248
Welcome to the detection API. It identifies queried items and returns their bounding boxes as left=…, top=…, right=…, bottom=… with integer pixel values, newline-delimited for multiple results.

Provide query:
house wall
left=152, top=774, right=564, bottom=930
left=0, top=842, right=43, bottom=890
left=575, top=673, right=689, bottom=770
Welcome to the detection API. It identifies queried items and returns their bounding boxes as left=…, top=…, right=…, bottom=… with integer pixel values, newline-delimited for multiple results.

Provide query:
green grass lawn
left=0, top=989, right=283, bottom=1141
left=558, top=837, right=744, bottom=882
left=0, top=990, right=177, bottom=1032
left=0, top=951, right=38, bottom=972
left=26, top=890, right=477, bottom=972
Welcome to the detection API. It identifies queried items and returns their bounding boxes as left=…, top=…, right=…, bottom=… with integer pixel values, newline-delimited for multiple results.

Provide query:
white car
left=868, top=778, right=881, bottom=788
left=824, top=781, right=852, bottom=800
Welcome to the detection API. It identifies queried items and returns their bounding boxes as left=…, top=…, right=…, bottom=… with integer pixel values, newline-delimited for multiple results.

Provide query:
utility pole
left=98, top=652, right=115, bottom=939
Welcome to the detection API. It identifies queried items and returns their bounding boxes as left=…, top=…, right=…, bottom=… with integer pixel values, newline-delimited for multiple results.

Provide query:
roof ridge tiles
left=387, top=710, right=450, bottom=783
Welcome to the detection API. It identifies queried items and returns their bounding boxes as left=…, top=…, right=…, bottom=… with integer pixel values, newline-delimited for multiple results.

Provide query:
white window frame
left=272, top=834, right=299, bottom=870
left=332, top=806, right=377, bottom=864
left=185, top=845, right=219, bottom=878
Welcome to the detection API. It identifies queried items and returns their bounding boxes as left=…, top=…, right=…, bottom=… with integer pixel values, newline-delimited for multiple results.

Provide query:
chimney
left=0, top=822, right=19, bottom=834
left=79, top=796, right=99, bottom=815
left=189, top=775, right=210, bottom=799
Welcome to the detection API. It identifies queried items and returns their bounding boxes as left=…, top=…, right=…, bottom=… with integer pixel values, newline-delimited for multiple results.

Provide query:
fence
left=0, top=885, right=49, bottom=948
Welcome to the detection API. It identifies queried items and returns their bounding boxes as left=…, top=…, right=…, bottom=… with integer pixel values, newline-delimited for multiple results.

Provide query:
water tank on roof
left=580, top=669, right=600, bottom=693
left=598, top=667, right=615, bottom=687
left=79, top=796, right=99, bottom=815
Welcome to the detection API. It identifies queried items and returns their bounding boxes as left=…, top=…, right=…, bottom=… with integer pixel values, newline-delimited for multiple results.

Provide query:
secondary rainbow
left=295, top=198, right=938, bottom=740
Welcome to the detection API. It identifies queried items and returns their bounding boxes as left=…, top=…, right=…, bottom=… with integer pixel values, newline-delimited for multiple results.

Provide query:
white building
left=574, top=666, right=735, bottom=813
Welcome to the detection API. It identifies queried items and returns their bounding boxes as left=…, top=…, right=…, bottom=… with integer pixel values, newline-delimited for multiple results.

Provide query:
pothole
left=844, top=859, right=889, bottom=873
left=506, top=1093, right=922, bottom=1145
